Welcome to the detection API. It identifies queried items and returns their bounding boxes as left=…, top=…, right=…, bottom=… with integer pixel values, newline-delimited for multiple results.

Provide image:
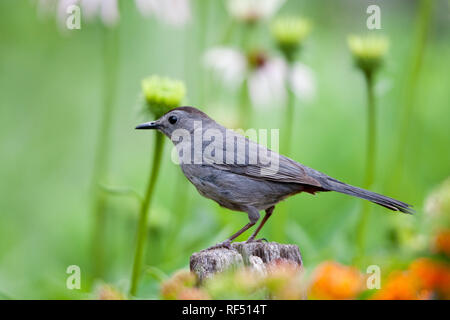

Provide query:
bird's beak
left=135, top=121, right=159, bottom=130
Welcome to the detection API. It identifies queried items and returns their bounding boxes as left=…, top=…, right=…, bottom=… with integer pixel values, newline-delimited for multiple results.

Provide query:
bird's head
left=135, top=106, right=212, bottom=138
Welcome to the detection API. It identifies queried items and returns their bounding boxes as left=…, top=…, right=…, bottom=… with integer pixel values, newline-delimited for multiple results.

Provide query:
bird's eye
left=168, top=115, right=178, bottom=125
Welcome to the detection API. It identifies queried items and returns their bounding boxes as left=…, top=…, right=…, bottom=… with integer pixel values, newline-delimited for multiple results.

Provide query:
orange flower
left=371, top=271, right=425, bottom=300
left=161, top=270, right=197, bottom=300
left=96, top=284, right=125, bottom=300
left=410, top=258, right=450, bottom=299
left=372, top=258, right=450, bottom=300
left=433, top=230, right=450, bottom=257
left=308, top=261, right=364, bottom=300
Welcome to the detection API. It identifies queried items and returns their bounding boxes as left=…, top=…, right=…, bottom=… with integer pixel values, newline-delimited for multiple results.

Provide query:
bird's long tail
left=313, top=174, right=414, bottom=214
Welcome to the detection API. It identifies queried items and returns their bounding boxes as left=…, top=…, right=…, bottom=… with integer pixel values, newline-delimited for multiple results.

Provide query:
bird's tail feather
left=318, top=176, right=414, bottom=214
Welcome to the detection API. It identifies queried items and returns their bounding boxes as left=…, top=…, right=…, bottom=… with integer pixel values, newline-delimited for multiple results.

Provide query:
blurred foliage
left=0, top=0, right=449, bottom=299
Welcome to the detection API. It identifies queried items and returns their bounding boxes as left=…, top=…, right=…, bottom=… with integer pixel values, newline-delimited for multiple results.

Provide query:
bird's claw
left=245, top=237, right=268, bottom=243
left=204, top=240, right=232, bottom=251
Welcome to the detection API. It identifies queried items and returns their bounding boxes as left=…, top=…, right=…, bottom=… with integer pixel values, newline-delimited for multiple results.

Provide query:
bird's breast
left=179, top=163, right=303, bottom=212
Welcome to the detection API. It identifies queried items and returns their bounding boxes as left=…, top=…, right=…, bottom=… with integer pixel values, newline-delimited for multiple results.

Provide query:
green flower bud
left=347, top=35, right=389, bottom=75
left=141, top=75, right=186, bottom=117
left=271, top=16, right=311, bottom=62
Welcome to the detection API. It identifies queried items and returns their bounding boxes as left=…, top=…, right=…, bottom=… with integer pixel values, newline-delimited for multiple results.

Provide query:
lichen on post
left=190, top=241, right=303, bottom=282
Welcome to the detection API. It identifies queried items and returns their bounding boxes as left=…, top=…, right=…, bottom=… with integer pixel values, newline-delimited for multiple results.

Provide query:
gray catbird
left=136, top=106, right=413, bottom=249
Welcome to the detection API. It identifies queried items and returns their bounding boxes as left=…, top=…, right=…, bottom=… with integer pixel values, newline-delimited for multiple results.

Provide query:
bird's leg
left=205, top=207, right=260, bottom=250
left=246, top=206, right=274, bottom=243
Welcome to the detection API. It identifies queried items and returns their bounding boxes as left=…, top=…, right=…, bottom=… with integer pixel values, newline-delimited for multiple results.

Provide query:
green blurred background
left=0, top=0, right=448, bottom=299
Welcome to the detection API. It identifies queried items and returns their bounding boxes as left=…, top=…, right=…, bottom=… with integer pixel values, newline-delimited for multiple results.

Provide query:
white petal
left=204, top=47, right=247, bottom=89
left=248, top=57, right=287, bottom=109
left=227, top=0, right=285, bottom=21
left=289, top=62, right=316, bottom=103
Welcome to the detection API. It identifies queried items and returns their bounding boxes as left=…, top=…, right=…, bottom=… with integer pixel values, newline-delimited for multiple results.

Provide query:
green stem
left=364, top=72, right=376, bottom=188
left=91, top=25, right=120, bottom=278
left=129, top=133, right=165, bottom=297
left=390, top=0, right=433, bottom=193
left=355, top=71, right=376, bottom=264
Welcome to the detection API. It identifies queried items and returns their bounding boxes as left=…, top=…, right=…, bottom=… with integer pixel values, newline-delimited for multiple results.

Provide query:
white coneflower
left=269, top=16, right=315, bottom=102
left=203, top=47, right=247, bottom=89
left=247, top=55, right=287, bottom=108
left=37, top=0, right=191, bottom=28
left=226, top=0, right=285, bottom=23
left=204, top=46, right=315, bottom=109
left=135, top=0, right=191, bottom=27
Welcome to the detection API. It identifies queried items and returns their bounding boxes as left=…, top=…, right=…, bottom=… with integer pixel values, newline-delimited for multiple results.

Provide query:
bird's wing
left=210, top=158, right=322, bottom=187
left=204, top=135, right=322, bottom=187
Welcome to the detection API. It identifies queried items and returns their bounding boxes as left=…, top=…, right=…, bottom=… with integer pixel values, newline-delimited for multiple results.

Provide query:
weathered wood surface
left=190, top=242, right=302, bottom=282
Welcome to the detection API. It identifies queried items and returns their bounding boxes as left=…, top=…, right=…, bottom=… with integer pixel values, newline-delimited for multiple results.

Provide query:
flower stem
left=91, top=25, right=120, bottom=278
left=364, top=72, right=376, bottom=188
left=129, top=133, right=165, bottom=297
left=355, top=71, right=376, bottom=263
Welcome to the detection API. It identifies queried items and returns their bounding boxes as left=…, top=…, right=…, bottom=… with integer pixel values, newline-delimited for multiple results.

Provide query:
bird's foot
left=204, top=239, right=232, bottom=251
left=245, top=237, right=268, bottom=244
